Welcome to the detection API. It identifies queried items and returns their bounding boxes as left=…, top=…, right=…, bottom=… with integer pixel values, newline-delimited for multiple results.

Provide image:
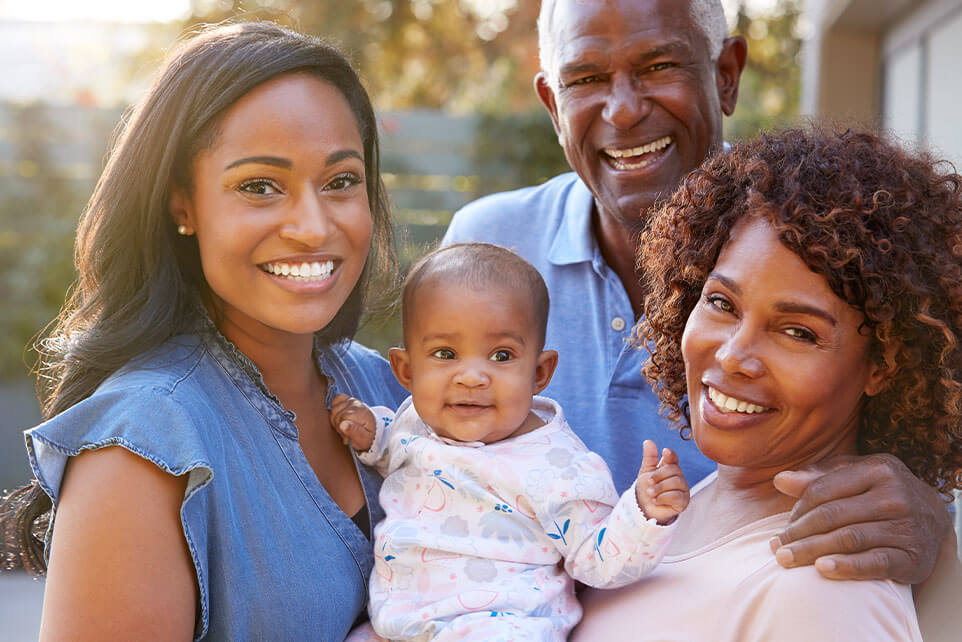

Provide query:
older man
left=443, top=0, right=954, bottom=592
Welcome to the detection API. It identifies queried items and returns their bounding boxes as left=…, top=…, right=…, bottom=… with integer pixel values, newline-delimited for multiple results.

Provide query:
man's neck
left=592, top=202, right=647, bottom=319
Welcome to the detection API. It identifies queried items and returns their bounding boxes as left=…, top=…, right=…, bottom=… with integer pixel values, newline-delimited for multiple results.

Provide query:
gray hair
left=538, top=0, right=729, bottom=86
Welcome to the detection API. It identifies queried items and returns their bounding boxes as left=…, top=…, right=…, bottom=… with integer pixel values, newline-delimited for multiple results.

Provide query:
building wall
left=804, top=0, right=962, bottom=560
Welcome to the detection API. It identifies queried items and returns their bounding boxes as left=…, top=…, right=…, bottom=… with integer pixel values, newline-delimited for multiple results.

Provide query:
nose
left=601, top=73, right=651, bottom=130
left=715, top=323, right=766, bottom=379
left=279, top=189, right=335, bottom=246
left=453, top=361, right=490, bottom=388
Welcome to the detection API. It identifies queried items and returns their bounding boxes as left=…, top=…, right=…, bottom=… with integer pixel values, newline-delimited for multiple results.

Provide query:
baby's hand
left=330, top=393, right=376, bottom=452
left=635, top=439, right=690, bottom=525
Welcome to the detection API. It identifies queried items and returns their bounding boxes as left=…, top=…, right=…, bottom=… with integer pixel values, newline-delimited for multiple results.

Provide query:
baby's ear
left=388, top=347, right=413, bottom=391
left=533, top=349, right=558, bottom=394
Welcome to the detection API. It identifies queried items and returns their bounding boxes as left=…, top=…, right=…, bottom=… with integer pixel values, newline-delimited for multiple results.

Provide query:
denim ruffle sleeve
left=25, top=383, right=214, bottom=638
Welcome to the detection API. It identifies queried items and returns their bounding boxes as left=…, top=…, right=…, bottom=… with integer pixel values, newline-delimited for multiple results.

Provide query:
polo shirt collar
left=548, top=175, right=597, bottom=266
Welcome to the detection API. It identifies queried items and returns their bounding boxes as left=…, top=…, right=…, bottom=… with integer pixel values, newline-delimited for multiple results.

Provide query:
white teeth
left=262, top=260, right=334, bottom=282
left=707, top=386, right=769, bottom=415
left=605, top=136, right=672, bottom=159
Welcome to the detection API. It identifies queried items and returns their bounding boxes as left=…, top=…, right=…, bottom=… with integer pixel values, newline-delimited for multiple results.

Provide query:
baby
left=334, top=243, right=689, bottom=641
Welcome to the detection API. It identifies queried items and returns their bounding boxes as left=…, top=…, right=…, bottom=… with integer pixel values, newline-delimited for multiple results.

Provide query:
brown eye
left=324, top=172, right=363, bottom=191
left=239, top=179, right=280, bottom=195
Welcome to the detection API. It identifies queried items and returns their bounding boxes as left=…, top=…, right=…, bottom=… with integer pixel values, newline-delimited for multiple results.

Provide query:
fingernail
left=816, top=557, right=836, bottom=573
left=768, top=535, right=782, bottom=554
left=774, top=547, right=794, bottom=566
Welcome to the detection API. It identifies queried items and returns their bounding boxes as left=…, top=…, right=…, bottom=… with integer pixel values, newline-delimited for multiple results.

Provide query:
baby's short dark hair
left=402, top=243, right=550, bottom=349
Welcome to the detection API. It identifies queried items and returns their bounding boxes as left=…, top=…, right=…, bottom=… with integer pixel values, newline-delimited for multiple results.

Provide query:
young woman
left=2, top=22, right=406, bottom=639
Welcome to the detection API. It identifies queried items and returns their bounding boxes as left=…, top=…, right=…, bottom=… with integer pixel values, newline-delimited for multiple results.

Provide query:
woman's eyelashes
left=324, top=172, right=363, bottom=192
left=238, top=178, right=281, bottom=196
left=704, top=292, right=821, bottom=344
left=234, top=170, right=362, bottom=199
left=705, top=293, right=734, bottom=314
left=782, top=326, right=818, bottom=343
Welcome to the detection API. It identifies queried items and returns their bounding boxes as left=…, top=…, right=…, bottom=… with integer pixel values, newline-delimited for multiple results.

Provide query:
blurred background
left=1, top=0, right=960, bottom=637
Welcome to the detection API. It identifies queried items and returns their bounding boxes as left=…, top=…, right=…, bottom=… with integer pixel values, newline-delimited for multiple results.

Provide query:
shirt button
left=611, top=317, right=626, bottom=331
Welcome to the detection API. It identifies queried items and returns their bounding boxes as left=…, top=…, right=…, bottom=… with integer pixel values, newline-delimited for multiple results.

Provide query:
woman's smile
left=173, top=72, right=373, bottom=340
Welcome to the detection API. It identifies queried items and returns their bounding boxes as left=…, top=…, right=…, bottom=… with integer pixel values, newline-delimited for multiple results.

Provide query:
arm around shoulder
left=41, top=446, right=197, bottom=641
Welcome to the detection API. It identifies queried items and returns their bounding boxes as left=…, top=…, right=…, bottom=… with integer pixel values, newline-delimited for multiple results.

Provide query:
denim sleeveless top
left=25, top=320, right=407, bottom=640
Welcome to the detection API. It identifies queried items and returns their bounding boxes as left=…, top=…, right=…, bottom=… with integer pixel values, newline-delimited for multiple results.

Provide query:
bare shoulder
left=41, top=446, right=197, bottom=640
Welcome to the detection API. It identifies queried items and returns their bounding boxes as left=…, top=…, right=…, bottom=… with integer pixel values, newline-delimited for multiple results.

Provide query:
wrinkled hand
left=330, top=393, right=376, bottom=452
left=635, top=440, right=690, bottom=525
left=770, top=453, right=950, bottom=584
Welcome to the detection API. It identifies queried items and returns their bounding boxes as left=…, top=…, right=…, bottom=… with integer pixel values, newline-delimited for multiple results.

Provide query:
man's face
left=536, top=0, right=744, bottom=232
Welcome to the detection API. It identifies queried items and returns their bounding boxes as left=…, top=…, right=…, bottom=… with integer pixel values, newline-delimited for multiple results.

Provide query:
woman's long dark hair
left=1, top=21, right=395, bottom=574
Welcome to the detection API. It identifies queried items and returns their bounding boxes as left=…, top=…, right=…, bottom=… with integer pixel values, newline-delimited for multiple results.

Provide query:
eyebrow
left=420, top=331, right=528, bottom=345
left=707, top=273, right=838, bottom=326
left=558, top=41, right=691, bottom=77
left=224, top=149, right=363, bottom=171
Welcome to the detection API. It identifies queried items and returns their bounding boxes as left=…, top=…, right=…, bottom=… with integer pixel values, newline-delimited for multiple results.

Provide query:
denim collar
left=190, top=302, right=344, bottom=439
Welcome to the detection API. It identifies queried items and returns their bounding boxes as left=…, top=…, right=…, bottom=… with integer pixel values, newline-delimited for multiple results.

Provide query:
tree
left=726, top=0, right=802, bottom=141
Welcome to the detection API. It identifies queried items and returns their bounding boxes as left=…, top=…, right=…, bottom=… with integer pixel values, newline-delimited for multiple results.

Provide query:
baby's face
left=393, top=281, right=552, bottom=444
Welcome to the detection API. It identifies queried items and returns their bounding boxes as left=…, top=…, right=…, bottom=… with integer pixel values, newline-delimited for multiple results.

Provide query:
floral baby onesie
left=351, top=396, right=676, bottom=642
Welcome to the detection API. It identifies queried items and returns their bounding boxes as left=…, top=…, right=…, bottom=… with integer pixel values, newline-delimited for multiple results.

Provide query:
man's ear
left=533, top=349, right=559, bottom=395
left=169, top=186, right=195, bottom=233
left=388, top=347, right=413, bottom=391
left=715, top=35, right=748, bottom=116
left=534, top=72, right=563, bottom=138
left=864, top=342, right=900, bottom=397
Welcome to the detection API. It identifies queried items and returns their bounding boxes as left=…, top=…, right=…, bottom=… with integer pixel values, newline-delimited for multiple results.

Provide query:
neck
left=592, top=201, right=646, bottom=318
left=213, top=313, right=321, bottom=405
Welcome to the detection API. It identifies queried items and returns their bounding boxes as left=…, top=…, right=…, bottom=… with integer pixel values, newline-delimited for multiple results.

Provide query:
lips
left=446, top=402, right=493, bottom=415
left=602, top=136, right=672, bottom=171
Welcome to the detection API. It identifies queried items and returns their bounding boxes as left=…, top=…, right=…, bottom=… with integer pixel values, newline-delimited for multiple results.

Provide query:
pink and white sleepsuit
left=349, top=396, right=676, bottom=642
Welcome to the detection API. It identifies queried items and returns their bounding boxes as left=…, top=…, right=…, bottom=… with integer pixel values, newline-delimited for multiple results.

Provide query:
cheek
left=343, top=201, right=374, bottom=251
left=680, top=309, right=706, bottom=370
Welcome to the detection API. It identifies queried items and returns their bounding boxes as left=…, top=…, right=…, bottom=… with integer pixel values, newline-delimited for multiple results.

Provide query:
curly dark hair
left=635, top=125, right=962, bottom=495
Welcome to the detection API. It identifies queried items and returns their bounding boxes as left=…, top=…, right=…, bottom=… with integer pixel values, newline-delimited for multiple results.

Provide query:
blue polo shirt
left=443, top=172, right=715, bottom=492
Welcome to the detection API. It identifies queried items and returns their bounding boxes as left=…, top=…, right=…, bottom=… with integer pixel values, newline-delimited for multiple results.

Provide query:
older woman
left=574, top=126, right=962, bottom=641
left=1, top=23, right=406, bottom=640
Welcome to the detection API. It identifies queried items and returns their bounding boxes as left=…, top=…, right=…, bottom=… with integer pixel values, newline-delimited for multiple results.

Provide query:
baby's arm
left=331, top=393, right=376, bottom=452
left=634, top=439, right=690, bottom=525
left=536, top=441, right=683, bottom=589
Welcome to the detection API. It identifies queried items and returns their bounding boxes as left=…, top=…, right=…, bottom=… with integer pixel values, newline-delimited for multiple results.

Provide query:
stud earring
left=177, top=225, right=191, bottom=236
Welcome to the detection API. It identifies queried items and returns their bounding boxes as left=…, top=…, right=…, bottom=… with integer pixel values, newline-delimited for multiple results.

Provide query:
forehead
left=210, top=73, right=362, bottom=155
left=406, top=278, right=537, bottom=333
left=715, top=218, right=852, bottom=314
left=549, top=0, right=703, bottom=68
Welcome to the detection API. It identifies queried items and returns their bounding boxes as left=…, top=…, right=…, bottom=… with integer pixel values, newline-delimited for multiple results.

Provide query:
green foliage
left=726, top=0, right=802, bottom=141
left=0, top=104, right=97, bottom=379
left=473, top=109, right=570, bottom=194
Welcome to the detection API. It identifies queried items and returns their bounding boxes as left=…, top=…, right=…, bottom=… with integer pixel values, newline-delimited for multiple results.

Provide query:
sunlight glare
left=0, top=0, right=191, bottom=23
